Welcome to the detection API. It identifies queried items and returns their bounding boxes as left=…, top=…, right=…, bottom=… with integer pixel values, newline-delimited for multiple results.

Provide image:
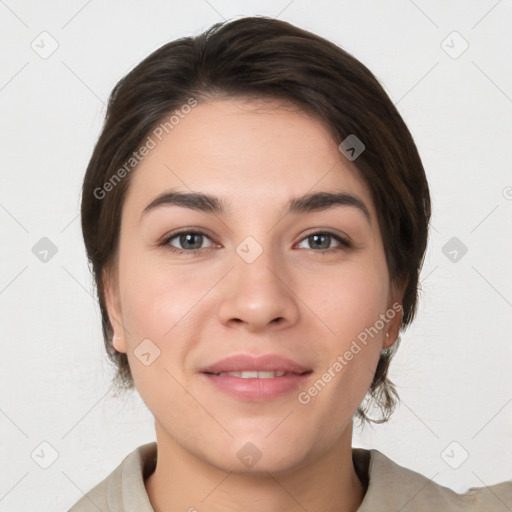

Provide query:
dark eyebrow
left=288, top=191, right=371, bottom=225
left=141, top=190, right=371, bottom=225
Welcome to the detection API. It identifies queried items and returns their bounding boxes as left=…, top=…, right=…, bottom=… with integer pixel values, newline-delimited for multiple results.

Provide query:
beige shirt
left=69, top=442, right=512, bottom=511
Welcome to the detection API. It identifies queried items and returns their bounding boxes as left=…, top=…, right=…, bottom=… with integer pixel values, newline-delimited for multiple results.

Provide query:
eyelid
left=299, top=228, right=351, bottom=244
left=160, top=228, right=216, bottom=250
left=296, top=230, right=352, bottom=251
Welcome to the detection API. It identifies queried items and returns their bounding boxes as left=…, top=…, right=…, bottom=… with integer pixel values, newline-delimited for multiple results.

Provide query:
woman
left=70, top=16, right=511, bottom=511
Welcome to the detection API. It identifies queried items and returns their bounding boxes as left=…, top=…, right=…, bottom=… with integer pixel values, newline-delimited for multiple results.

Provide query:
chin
left=197, top=430, right=313, bottom=476
left=212, top=446, right=309, bottom=476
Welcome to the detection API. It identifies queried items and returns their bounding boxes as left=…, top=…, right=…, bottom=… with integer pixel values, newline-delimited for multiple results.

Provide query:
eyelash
left=159, top=229, right=352, bottom=256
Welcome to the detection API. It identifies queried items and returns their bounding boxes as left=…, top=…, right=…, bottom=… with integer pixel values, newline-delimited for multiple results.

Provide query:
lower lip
left=201, top=373, right=310, bottom=401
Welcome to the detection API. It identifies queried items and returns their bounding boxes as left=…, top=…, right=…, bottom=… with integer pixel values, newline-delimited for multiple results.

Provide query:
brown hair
left=81, top=16, right=431, bottom=424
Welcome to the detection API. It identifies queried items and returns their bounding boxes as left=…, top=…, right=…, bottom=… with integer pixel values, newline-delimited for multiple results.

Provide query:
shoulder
left=355, top=448, right=512, bottom=512
left=67, top=442, right=157, bottom=512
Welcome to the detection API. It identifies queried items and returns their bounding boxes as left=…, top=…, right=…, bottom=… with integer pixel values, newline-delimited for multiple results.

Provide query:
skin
left=104, top=97, right=405, bottom=512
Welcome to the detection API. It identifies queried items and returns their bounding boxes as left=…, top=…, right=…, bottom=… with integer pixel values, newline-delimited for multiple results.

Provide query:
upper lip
left=199, top=354, right=312, bottom=375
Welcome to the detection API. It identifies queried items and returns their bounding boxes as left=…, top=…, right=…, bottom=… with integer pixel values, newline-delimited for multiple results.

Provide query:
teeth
left=217, top=371, right=287, bottom=378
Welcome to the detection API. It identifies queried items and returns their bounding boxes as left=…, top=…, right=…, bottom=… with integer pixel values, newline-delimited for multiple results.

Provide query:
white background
left=1, top=0, right=511, bottom=510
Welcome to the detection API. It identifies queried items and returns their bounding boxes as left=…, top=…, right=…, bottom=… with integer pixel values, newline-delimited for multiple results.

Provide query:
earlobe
left=383, top=329, right=397, bottom=348
left=112, top=334, right=120, bottom=352
left=112, top=333, right=127, bottom=353
left=383, top=300, right=403, bottom=348
left=102, top=267, right=127, bottom=353
left=383, top=280, right=406, bottom=349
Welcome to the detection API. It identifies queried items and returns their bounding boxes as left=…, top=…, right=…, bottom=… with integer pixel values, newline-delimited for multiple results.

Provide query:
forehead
left=123, top=98, right=376, bottom=221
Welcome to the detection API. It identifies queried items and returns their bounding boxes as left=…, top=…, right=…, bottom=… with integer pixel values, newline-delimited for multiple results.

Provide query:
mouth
left=203, top=370, right=310, bottom=378
left=199, top=353, right=311, bottom=375
left=199, top=354, right=313, bottom=401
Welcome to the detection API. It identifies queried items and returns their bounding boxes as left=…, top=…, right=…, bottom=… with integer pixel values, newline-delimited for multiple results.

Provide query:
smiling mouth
left=204, top=370, right=311, bottom=378
left=201, top=367, right=313, bottom=401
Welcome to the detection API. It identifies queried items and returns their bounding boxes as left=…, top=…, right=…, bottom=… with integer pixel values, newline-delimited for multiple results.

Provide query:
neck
left=145, top=422, right=365, bottom=512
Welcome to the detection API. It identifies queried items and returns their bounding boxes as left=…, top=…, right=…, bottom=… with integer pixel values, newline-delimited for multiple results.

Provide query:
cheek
left=116, top=257, right=210, bottom=445
left=118, top=261, right=194, bottom=416
left=320, top=262, right=389, bottom=338
left=118, top=249, right=201, bottom=338
left=116, top=254, right=198, bottom=393
left=312, top=262, right=388, bottom=399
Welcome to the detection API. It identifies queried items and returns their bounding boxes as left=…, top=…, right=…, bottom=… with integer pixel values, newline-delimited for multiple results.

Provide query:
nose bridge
left=235, top=235, right=281, bottom=290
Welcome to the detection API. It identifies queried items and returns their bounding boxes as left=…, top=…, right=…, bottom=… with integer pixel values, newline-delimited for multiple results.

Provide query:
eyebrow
left=141, top=190, right=371, bottom=225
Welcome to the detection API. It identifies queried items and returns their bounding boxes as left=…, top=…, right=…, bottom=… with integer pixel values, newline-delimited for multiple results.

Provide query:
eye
left=161, top=230, right=215, bottom=255
left=296, top=231, right=351, bottom=253
left=160, top=229, right=351, bottom=255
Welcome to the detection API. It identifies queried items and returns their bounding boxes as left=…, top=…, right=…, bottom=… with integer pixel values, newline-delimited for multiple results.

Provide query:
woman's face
left=105, top=97, right=403, bottom=473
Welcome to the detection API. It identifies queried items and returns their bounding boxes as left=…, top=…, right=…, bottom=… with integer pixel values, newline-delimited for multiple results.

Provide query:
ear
left=382, top=277, right=407, bottom=349
left=102, top=265, right=127, bottom=353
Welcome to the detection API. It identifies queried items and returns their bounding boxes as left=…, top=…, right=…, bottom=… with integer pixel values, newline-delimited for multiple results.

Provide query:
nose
left=217, top=246, right=300, bottom=333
